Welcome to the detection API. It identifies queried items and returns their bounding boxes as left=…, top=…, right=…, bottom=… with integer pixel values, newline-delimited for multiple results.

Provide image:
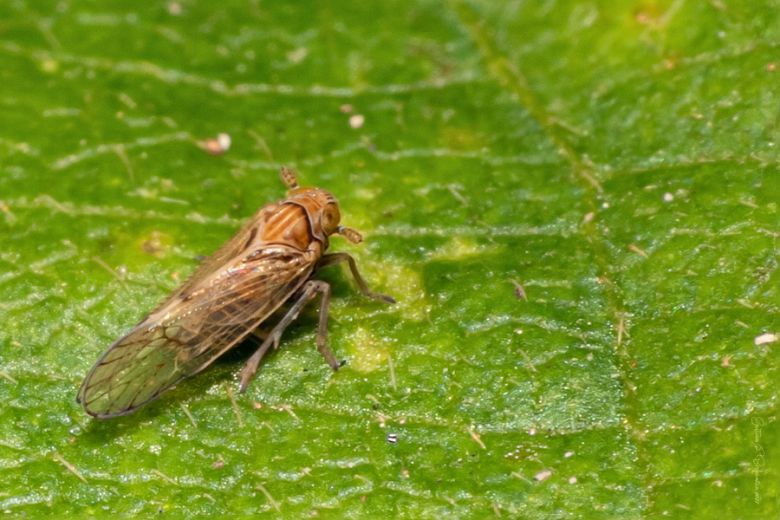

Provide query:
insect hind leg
left=238, top=280, right=338, bottom=393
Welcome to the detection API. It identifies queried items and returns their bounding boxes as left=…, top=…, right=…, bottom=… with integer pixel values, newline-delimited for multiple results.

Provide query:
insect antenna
left=279, top=166, right=299, bottom=189
left=337, top=226, right=363, bottom=244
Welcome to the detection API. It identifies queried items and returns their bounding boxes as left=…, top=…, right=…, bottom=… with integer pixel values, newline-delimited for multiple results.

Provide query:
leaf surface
left=0, top=0, right=777, bottom=517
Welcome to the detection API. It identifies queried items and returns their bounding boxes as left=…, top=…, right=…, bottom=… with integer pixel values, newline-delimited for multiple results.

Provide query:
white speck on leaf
left=199, top=133, right=231, bottom=155
left=286, top=47, right=308, bottom=64
left=349, top=114, right=365, bottom=129
left=754, top=332, right=777, bottom=345
left=534, top=469, right=552, bottom=482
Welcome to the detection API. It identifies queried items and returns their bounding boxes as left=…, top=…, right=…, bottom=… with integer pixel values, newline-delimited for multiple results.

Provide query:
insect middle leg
left=238, top=280, right=338, bottom=393
left=317, top=253, right=396, bottom=304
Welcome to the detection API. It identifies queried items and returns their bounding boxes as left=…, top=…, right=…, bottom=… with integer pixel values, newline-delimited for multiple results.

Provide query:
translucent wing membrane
left=78, top=210, right=315, bottom=417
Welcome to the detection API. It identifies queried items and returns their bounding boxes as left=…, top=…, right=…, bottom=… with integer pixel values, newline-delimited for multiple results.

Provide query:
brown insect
left=77, top=167, right=394, bottom=418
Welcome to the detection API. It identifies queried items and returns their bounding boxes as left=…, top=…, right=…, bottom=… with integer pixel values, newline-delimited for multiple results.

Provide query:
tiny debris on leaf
left=179, top=403, right=197, bottom=427
left=256, top=483, right=280, bottom=512
left=754, top=332, right=778, bottom=346
left=53, top=453, right=87, bottom=483
left=511, top=279, right=527, bottom=301
left=468, top=426, right=486, bottom=449
left=151, top=469, right=178, bottom=486
left=534, top=469, right=552, bottom=482
left=628, top=244, right=648, bottom=258
left=286, top=47, right=308, bottom=64
left=0, top=370, right=18, bottom=384
left=198, top=133, right=231, bottom=155
left=167, top=2, right=182, bottom=15
left=349, top=114, right=365, bottom=129
left=225, top=384, right=244, bottom=427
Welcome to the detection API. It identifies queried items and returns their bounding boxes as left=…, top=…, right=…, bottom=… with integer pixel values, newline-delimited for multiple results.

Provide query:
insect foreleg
left=317, top=253, right=396, bottom=304
left=238, top=280, right=337, bottom=393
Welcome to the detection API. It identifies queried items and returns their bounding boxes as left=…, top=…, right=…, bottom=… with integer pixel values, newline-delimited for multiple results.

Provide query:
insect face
left=320, top=201, right=341, bottom=235
left=287, top=187, right=342, bottom=240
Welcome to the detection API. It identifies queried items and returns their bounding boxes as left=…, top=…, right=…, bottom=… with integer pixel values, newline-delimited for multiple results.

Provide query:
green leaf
left=1, top=0, right=777, bottom=517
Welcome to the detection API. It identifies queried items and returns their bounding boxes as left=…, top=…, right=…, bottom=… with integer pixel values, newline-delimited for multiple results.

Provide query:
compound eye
left=321, top=204, right=341, bottom=234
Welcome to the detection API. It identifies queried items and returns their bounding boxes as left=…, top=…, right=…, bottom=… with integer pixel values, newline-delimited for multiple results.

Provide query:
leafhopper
left=78, top=167, right=394, bottom=418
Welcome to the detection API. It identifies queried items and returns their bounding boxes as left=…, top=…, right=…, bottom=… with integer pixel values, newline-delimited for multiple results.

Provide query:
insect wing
left=78, top=244, right=313, bottom=418
left=171, top=204, right=276, bottom=300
